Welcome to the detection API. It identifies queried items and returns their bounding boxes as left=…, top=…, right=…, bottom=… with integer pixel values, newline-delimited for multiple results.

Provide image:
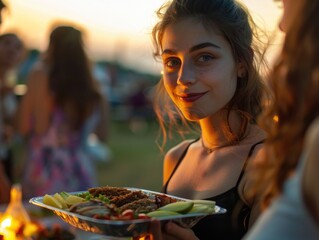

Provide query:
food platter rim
left=29, top=187, right=227, bottom=225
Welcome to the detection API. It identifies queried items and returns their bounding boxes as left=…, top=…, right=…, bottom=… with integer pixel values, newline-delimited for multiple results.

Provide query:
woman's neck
left=199, top=110, right=243, bottom=148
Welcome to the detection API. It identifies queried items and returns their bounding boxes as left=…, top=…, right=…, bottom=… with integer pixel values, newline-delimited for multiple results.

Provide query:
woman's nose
left=177, top=62, right=196, bottom=85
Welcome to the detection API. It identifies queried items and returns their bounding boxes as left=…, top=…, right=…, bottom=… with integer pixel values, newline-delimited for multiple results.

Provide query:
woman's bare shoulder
left=305, top=118, right=319, bottom=147
left=302, top=118, right=319, bottom=226
left=164, top=139, right=197, bottom=163
left=303, top=117, right=319, bottom=175
left=301, top=118, right=319, bottom=170
left=26, top=61, right=49, bottom=88
left=163, top=139, right=197, bottom=183
left=28, top=60, right=47, bottom=77
left=30, top=60, right=46, bottom=73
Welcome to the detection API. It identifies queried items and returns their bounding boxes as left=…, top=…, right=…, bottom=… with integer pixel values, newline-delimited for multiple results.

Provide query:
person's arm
left=162, top=140, right=194, bottom=185
left=149, top=140, right=200, bottom=240
left=302, top=118, right=319, bottom=227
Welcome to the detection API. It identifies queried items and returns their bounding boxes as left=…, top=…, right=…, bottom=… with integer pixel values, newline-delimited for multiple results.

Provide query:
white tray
left=29, top=188, right=227, bottom=238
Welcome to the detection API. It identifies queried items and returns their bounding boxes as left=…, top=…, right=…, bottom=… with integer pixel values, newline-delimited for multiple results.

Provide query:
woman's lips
left=176, top=92, right=208, bottom=102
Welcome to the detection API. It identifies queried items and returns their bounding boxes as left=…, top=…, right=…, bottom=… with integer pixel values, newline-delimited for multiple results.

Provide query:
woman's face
left=279, top=0, right=293, bottom=32
left=161, top=18, right=240, bottom=121
left=0, top=35, right=23, bottom=68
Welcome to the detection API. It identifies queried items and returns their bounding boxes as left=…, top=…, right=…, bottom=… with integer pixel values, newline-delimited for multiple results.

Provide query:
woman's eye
left=164, top=58, right=181, bottom=69
left=197, top=54, right=214, bottom=63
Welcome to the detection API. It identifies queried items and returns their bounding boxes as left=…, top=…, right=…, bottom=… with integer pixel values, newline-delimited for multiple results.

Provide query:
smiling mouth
left=176, top=92, right=208, bottom=103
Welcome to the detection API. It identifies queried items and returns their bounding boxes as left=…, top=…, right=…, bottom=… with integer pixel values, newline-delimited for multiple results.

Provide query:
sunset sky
left=1, top=0, right=283, bottom=74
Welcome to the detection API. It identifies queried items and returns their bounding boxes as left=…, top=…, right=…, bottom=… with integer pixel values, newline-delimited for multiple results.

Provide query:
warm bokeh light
left=13, top=84, right=27, bottom=95
left=273, top=115, right=279, bottom=123
left=0, top=185, right=38, bottom=239
left=1, top=0, right=283, bottom=74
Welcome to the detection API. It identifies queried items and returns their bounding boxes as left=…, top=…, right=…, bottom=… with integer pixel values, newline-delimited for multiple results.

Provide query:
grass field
left=96, top=120, right=165, bottom=192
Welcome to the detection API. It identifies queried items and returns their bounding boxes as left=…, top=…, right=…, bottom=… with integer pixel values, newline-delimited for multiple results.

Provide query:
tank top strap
left=235, top=140, right=264, bottom=187
left=161, top=138, right=199, bottom=193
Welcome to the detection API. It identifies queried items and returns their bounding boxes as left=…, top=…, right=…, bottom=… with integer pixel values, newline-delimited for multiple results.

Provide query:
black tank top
left=161, top=139, right=263, bottom=240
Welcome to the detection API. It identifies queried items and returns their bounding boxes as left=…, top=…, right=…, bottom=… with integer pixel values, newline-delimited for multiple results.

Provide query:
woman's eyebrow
left=189, top=42, right=221, bottom=52
left=161, top=49, right=175, bottom=56
left=161, top=42, right=220, bottom=56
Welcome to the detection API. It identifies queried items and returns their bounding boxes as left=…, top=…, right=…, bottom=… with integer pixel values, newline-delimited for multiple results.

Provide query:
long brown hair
left=46, top=25, right=101, bottom=130
left=152, top=0, right=269, bottom=149
left=254, top=0, right=319, bottom=208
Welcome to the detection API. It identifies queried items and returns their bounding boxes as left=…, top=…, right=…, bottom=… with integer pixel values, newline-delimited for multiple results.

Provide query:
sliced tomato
left=137, top=213, right=150, bottom=219
left=121, top=209, right=135, bottom=219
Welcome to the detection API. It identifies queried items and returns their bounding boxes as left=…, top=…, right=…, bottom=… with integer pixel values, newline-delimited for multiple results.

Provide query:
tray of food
left=29, top=186, right=226, bottom=238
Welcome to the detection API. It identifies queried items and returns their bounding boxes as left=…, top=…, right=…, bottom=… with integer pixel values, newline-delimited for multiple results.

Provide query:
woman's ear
left=237, top=62, right=246, bottom=78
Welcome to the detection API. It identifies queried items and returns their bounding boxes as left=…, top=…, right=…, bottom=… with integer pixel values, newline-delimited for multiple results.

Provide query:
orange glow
left=273, top=115, right=279, bottom=122
left=0, top=184, right=38, bottom=239
left=133, top=234, right=153, bottom=240
left=0, top=215, right=38, bottom=240
left=0, top=216, right=19, bottom=240
left=0, top=0, right=283, bottom=75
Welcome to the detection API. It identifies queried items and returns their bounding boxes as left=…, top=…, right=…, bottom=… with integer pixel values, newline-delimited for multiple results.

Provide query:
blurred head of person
left=44, top=25, right=101, bottom=130
left=0, top=33, right=24, bottom=71
left=255, top=0, right=319, bottom=207
left=274, top=0, right=296, bottom=32
left=0, top=0, right=6, bottom=26
left=151, top=0, right=268, bottom=147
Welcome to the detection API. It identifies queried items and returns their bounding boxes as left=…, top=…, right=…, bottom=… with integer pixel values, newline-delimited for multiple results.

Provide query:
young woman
left=150, top=0, right=269, bottom=239
left=244, top=0, right=319, bottom=238
left=0, top=33, right=24, bottom=203
left=18, top=25, right=109, bottom=199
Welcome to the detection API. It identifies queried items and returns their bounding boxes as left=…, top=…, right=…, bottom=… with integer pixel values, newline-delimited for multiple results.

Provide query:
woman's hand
left=149, top=220, right=199, bottom=240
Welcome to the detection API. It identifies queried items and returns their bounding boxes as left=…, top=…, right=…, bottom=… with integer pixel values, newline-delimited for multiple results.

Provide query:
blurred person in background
left=127, top=79, right=154, bottom=133
left=0, top=33, right=24, bottom=203
left=18, top=25, right=109, bottom=199
left=244, top=0, right=319, bottom=238
left=0, top=0, right=26, bottom=204
left=0, top=0, right=5, bottom=25
left=149, top=0, right=269, bottom=239
left=0, top=0, right=9, bottom=205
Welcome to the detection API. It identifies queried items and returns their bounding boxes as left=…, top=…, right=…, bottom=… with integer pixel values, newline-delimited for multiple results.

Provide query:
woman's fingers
left=149, top=219, right=163, bottom=240
left=149, top=220, right=199, bottom=240
left=164, top=222, right=199, bottom=240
